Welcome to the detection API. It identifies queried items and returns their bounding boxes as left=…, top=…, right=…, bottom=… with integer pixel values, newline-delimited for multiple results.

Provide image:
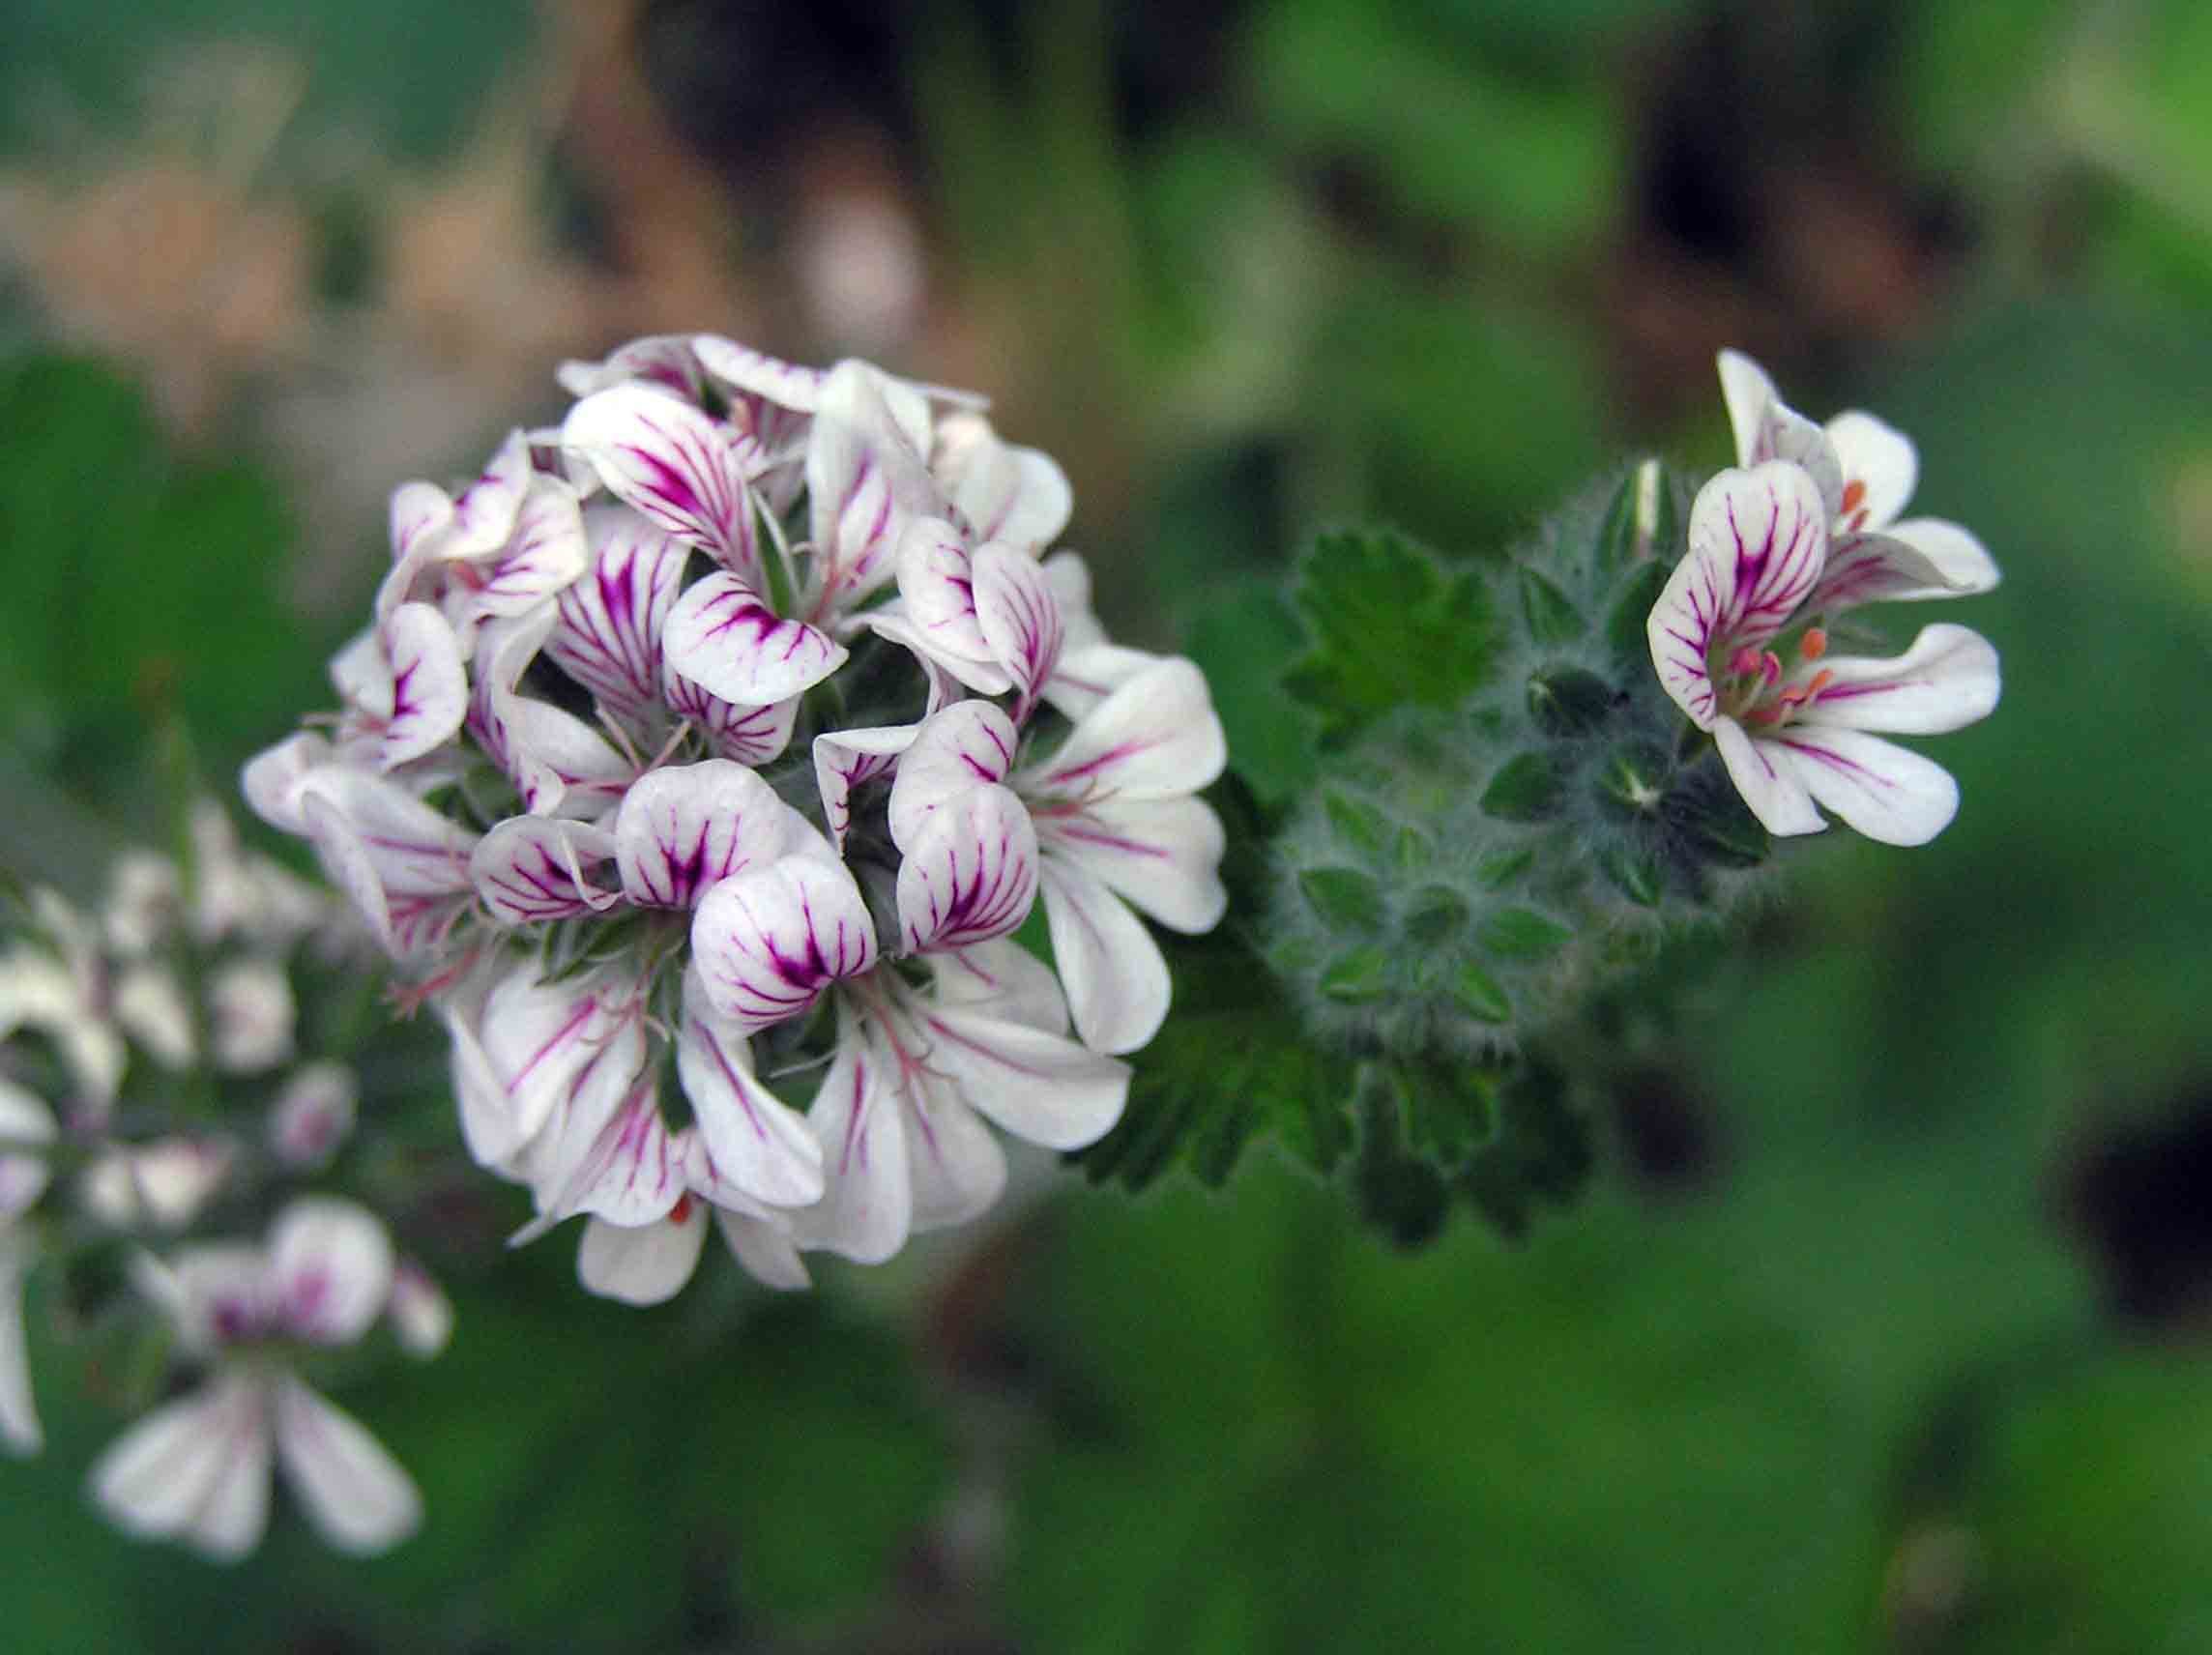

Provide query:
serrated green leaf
left=1479, top=751, right=1564, bottom=822
left=1284, top=530, right=1499, bottom=743
left=1297, top=866, right=1386, bottom=933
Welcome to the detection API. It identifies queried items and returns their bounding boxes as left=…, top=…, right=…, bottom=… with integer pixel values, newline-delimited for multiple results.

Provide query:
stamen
left=1799, top=627, right=1828, bottom=661
left=1728, top=646, right=1762, bottom=679
left=1760, top=651, right=1783, bottom=687
left=1840, top=479, right=1866, bottom=516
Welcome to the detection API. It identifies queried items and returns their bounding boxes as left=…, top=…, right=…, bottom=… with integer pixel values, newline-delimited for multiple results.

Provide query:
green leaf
left=1479, top=751, right=1565, bottom=822
left=1478, top=907, right=1574, bottom=962
left=1283, top=529, right=1499, bottom=744
left=1593, top=458, right=1677, bottom=575
left=1604, top=560, right=1670, bottom=670
left=1297, top=866, right=1386, bottom=934
left=1526, top=665, right=1615, bottom=737
left=1319, top=946, right=1393, bottom=1003
left=1185, top=578, right=1321, bottom=808
left=1517, top=566, right=1586, bottom=643
left=1453, top=1056, right=1594, bottom=1243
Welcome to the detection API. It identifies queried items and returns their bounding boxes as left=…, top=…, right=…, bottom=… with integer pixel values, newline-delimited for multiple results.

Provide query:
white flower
left=79, top=1138, right=235, bottom=1232
left=88, top=1198, right=423, bottom=1560
left=1717, top=349, right=2000, bottom=607
left=1647, top=462, right=2001, bottom=844
left=266, top=1062, right=359, bottom=1168
left=387, top=1259, right=452, bottom=1359
left=0, top=1076, right=57, bottom=1455
left=207, top=959, right=296, bottom=1073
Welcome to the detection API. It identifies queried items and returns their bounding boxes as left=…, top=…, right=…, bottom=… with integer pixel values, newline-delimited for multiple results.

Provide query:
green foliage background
left=4, top=1, right=2211, bottom=1650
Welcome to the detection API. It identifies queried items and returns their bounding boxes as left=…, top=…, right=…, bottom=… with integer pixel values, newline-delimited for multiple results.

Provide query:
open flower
left=0, top=1077, right=56, bottom=1455
left=88, top=1198, right=424, bottom=1560
left=1647, top=462, right=2001, bottom=844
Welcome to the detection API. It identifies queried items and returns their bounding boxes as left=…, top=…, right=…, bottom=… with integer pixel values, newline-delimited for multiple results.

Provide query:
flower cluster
left=243, top=334, right=1229, bottom=1303
left=1647, top=352, right=2002, bottom=844
left=1, top=806, right=449, bottom=1558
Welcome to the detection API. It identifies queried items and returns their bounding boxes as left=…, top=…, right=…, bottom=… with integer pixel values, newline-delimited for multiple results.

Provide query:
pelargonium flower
left=1647, top=460, right=2001, bottom=844
left=0, top=1077, right=56, bottom=1455
left=242, top=330, right=1231, bottom=1292
left=88, top=1198, right=426, bottom=1560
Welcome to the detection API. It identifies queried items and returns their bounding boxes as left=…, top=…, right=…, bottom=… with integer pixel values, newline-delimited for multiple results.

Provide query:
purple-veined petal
left=811, top=722, right=918, bottom=849
left=1712, top=716, right=1825, bottom=838
left=897, top=1075, right=1005, bottom=1234
left=1041, top=793, right=1227, bottom=933
left=1646, top=461, right=1829, bottom=729
left=789, top=1015, right=912, bottom=1264
left=665, top=670, right=799, bottom=766
left=273, top=1376, right=422, bottom=1555
left=1717, top=349, right=1844, bottom=511
left=449, top=429, right=534, bottom=558
left=862, top=609, right=970, bottom=717
left=932, top=410, right=1072, bottom=551
left=1823, top=410, right=1918, bottom=534
left=613, top=760, right=789, bottom=909
left=1799, top=624, right=2000, bottom=736
left=664, top=571, right=847, bottom=705
left=471, top=817, right=620, bottom=926
left=557, top=334, right=706, bottom=401
left=887, top=700, right=1019, bottom=849
left=897, top=784, right=1038, bottom=954
left=692, top=857, right=879, bottom=1032
left=1037, top=858, right=1172, bottom=1055
left=713, top=1206, right=811, bottom=1291
left=1041, top=641, right=1161, bottom=721
left=447, top=479, right=590, bottom=632
left=921, top=1005, right=1128, bottom=1149
left=576, top=1207, right=707, bottom=1306
left=539, top=1079, right=685, bottom=1229
left=691, top=334, right=825, bottom=413
left=505, top=1007, right=650, bottom=1204
left=1775, top=727, right=1961, bottom=847
left=1042, top=551, right=1106, bottom=653
left=893, top=516, right=1010, bottom=693
left=267, top=1197, right=394, bottom=1346
left=1800, top=531, right=1957, bottom=614
left=374, top=604, right=468, bottom=770
left=546, top=511, right=687, bottom=718
left=241, top=733, right=335, bottom=834
left=676, top=969, right=825, bottom=1208
left=929, top=939, right=1069, bottom=1034
left=1883, top=517, right=2001, bottom=596
left=562, top=384, right=761, bottom=584
left=294, top=769, right=476, bottom=958
left=268, top=1061, right=359, bottom=1168
left=806, top=365, right=943, bottom=613
left=1, top=1235, right=41, bottom=1455
left=377, top=480, right=456, bottom=618
left=974, top=542, right=1064, bottom=709
left=457, top=969, right=638, bottom=1164
left=475, top=614, right=634, bottom=817
left=1028, top=656, right=1226, bottom=802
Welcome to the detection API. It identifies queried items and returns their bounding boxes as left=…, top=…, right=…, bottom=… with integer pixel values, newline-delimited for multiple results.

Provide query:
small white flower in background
left=1647, top=460, right=2001, bottom=844
left=80, top=1138, right=236, bottom=1232
left=244, top=331, right=1232, bottom=1294
left=89, top=1197, right=426, bottom=1561
left=267, top=1062, right=359, bottom=1169
left=387, top=1259, right=452, bottom=1359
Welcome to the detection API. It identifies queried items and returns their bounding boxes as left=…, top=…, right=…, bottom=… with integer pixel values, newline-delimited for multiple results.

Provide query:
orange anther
left=1799, top=627, right=1828, bottom=661
left=1840, top=479, right=1866, bottom=515
left=1806, top=669, right=1834, bottom=698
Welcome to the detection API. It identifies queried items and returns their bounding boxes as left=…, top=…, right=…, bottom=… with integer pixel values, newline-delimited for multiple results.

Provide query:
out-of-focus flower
left=266, top=1062, right=358, bottom=1169
left=88, top=1198, right=424, bottom=1560
left=0, top=1078, right=57, bottom=1455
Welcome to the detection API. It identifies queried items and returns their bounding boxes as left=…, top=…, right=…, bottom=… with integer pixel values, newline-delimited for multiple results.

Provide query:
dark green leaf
left=1517, top=566, right=1586, bottom=643
left=1479, top=751, right=1565, bottom=822
left=1297, top=866, right=1386, bottom=934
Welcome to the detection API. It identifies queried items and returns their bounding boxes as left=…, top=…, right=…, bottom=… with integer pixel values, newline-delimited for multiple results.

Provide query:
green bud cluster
left=1267, top=461, right=1779, bottom=1058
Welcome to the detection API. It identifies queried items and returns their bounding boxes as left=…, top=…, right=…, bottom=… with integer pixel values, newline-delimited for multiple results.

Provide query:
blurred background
left=2, top=0, right=2210, bottom=1649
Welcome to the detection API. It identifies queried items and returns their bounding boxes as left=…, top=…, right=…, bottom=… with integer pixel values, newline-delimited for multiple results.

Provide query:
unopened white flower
left=266, top=1062, right=358, bottom=1168
left=1647, top=462, right=2001, bottom=844
left=2, top=904, right=127, bottom=1112
left=387, top=1259, right=452, bottom=1358
left=207, top=959, right=295, bottom=1073
left=88, top=1198, right=422, bottom=1560
left=102, top=852, right=182, bottom=957
left=79, top=1138, right=236, bottom=1232
left=111, top=965, right=195, bottom=1068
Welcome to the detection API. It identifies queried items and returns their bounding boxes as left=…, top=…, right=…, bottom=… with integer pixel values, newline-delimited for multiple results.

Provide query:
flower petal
left=274, top=1375, right=422, bottom=1554
left=713, top=1206, right=811, bottom=1292
left=0, top=1236, right=41, bottom=1455
left=267, top=1196, right=395, bottom=1345
left=449, top=429, right=535, bottom=558
left=562, top=384, right=760, bottom=584
left=614, top=760, right=789, bottom=909
left=1799, top=532, right=1957, bottom=614
left=933, top=411, right=1071, bottom=551
left=539, top=1079, right=686, bottom=1229
left=1044, top=794, right=1227, bottom=933
left=1038, top=858, right=1172, bottom=1055
left=691, top=334, right=825, bottom=413
left=1042, top=642, right=1163, bottom=721
left=1823, top=410, right=1918, bottom=533
left=892, top=515, right=1009, bottom=692
left=1712, top=716, right=1825, bottom=838
left=887, top=700, right=1019, bottom=850
left=576, top=1207, right=707, bottom=1306
left=241, top=733, right=334, bottom=835
left=1716, top=349, right=1844, bottom=511
left=664, top=571, right=847, bottom=705
left=455, top=969, right=639, bottom=1165
left=812, top=722, right=920, bottom=850
left=294, top=769, right=477, bottom=958
left=897, top=783, right=1039, bottom=954
left=974, top=542, right=1064, bottom=709
left=921, top=1005, right=1128, bottom=1149
left=1883, top=517, right=2001, bottom=595
left=1028, top=656, right=1226, bottom=801
left=790, top=1015, right=912, bottom=1264
left=1801, top=624, right=2000, bottom=735
left=665, top=675, right=799, bottom=767
left=375, top=603, right=469, bottom=770
left=692, top=857, right=879, bottom=1032
left=471, top=817, right=621, bottom=926
left=1776, top=728, right=1961, bottom=846
left=451, top=479, right=590, bottom=629
left=807, top=363, right=943, bottom=612
left=899, top=1078, right=1004, bottom=1234
left=559, top=334, right=706, bottom=401
left=474, top=614, right=634, bottom=818
left=930, top=939, right=1070, bottom=1034
left=544, top=509, right=687, bottom=718
left=676, top=970, right=825, bottom=1208
left=1646, top=461, right=1829, bottom=728
left=91, top=1375, right=260, bottom=1546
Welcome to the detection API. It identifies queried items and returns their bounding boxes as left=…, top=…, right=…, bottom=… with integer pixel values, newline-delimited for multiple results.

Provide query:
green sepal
left=1516, top=566, right=1586, bottom=644
left=1605, top=561, right=1670, bottom=669
left=1526, top=664, right=1616, bottom=737
left=1298, top=866, right=1386, bottom=934
left=1321, top=947, right=1394, bottom=1003
left=1404, top=885, right=1471, bottom=946
left=1479, top=751, right=1565, bottom=822
left=1477, top=907, right=1574, bottom=961
left=1450, top=962, right=1513, bottom=1024
left=1593, top=456, right=1676, bottom=574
